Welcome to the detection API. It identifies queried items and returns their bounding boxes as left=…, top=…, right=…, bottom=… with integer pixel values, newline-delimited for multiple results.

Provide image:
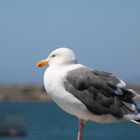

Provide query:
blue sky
left=0, top=0, right=140, bottom=84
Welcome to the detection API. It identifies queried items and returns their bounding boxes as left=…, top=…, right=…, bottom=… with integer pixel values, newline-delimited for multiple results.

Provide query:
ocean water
left=0, top=102, right=140, bottom=140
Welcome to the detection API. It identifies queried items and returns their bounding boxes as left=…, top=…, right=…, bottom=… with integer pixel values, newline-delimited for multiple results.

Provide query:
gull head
left=36, top=48, right=78, bottom=67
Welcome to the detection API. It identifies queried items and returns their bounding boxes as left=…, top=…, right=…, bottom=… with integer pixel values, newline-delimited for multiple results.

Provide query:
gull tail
left=125, top=110, right=140, bottom=125
left=132, top=94, right=140, bottom=112
left=131, top=95, right=140, bottom=125
left=123, top=89, right=140, bottom=125
left=131, top=119, right=140, bottom=125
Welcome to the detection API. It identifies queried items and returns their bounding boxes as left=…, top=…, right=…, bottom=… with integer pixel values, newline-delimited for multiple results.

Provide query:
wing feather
left=64, top=67, right=135, bottom=118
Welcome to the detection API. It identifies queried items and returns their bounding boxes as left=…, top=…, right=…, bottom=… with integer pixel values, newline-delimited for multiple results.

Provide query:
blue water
left=0, top=102, right=140, bottom=140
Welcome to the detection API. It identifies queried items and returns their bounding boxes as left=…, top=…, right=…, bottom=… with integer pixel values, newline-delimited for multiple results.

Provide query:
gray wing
left=64, top=67, right=135, bottom=118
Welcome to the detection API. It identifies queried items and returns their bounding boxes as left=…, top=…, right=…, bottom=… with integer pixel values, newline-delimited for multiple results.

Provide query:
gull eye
left=52, top=54, right=56, bottom=57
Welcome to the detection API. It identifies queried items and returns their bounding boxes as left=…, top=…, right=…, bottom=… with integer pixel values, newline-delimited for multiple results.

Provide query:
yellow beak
left=36, top=59, right=48, bottom=67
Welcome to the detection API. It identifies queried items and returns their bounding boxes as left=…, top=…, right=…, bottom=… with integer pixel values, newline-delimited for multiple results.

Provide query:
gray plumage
left=64, top=67, right=139, bottom=119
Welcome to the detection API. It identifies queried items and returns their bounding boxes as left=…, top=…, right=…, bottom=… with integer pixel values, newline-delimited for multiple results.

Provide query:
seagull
left=36, top=48, right=140, bottom=140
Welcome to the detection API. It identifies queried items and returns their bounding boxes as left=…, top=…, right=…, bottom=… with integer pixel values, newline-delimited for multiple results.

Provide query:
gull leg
left=77, top=119, right=85, bottom=140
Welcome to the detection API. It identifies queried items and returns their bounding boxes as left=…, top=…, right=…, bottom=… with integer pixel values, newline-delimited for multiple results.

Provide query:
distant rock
left=0, top=84, right=51, bottom=102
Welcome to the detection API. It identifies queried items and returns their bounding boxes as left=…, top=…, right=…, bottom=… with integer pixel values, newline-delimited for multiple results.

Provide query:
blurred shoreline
left=0, top=84, right=140, bottom=102
left=0, top=84, right=51, bottom=102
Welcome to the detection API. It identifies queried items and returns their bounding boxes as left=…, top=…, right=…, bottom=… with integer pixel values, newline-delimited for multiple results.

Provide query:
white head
left=36, top=48, right=78, bottom=67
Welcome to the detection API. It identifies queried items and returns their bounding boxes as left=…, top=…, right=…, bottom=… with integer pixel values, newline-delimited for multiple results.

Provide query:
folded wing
left=64, top=67, right=138, bottom=119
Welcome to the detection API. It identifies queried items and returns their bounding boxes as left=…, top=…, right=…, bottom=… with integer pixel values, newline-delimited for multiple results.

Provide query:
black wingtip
left=131, top=119, right=140, bottom=125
